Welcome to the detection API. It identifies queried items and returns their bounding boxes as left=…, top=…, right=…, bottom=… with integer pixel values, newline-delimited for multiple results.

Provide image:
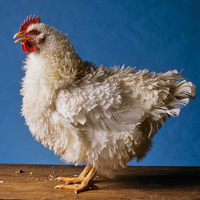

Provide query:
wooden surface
left=0, top=164, right=199, bottom=200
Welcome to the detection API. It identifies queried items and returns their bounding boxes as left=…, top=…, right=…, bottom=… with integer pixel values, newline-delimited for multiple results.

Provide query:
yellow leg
left=56, top=164, right=92, bottom=184
left=55, top=166, right=97, bottom=193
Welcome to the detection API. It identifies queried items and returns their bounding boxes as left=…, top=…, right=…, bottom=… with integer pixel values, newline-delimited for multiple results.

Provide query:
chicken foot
left=55, top=164, right=98, bottom=193
left=56, top=164, right=92, bottom=184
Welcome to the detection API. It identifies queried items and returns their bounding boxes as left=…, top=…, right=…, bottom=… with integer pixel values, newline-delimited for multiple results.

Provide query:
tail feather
left=147, top=71, right=196, bottom=139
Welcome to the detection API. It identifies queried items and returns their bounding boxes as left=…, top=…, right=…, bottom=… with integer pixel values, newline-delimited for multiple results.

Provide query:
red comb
left=19, top=14, right=41, bottom=32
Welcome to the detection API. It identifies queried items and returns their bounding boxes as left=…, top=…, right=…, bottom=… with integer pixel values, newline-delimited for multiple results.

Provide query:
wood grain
left=0, top=164, right=199, bottom=200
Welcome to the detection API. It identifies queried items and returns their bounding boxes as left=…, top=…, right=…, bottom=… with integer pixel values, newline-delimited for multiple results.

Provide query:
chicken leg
left=55, top=164, right=98, bottom=193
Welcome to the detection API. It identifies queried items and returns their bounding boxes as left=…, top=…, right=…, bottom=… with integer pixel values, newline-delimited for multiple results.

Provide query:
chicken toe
left=56, top=164, right=92, bottom=184
left=55, top=166, right=97, bottom=193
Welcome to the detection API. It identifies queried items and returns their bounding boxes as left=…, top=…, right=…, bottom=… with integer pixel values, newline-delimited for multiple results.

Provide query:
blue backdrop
left=0, top=0, right=199, bottom=166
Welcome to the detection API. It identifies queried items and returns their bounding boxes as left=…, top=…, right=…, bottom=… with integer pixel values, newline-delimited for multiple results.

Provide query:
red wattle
left=21, top=40, right=37, bottom=53
left=21, top=43, right=28, bottom=53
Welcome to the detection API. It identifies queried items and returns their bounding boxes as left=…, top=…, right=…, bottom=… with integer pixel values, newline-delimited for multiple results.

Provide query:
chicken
left=14, top=15, right=195, bottom=193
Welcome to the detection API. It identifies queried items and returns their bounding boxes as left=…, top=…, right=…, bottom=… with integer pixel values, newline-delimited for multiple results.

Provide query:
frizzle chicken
left=14, top=15, right=195, bottom=193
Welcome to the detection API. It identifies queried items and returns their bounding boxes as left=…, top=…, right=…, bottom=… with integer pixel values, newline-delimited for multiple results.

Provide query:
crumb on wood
left=46, top=174, right=56, bottom=182
left=0, top=180, right=4, bottom=183
left=14, top=169, right=24, bottom=174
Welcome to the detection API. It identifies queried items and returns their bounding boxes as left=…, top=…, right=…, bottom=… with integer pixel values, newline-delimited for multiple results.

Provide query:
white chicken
left=14, top=15, right=195, bottom=193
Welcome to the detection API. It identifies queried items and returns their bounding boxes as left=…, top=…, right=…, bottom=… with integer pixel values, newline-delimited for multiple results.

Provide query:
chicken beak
left=13, top=32, right=27, bottom=43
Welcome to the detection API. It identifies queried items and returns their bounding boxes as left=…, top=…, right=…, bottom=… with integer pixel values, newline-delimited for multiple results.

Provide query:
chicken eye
left=31, top=30, right=38, bottom=35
